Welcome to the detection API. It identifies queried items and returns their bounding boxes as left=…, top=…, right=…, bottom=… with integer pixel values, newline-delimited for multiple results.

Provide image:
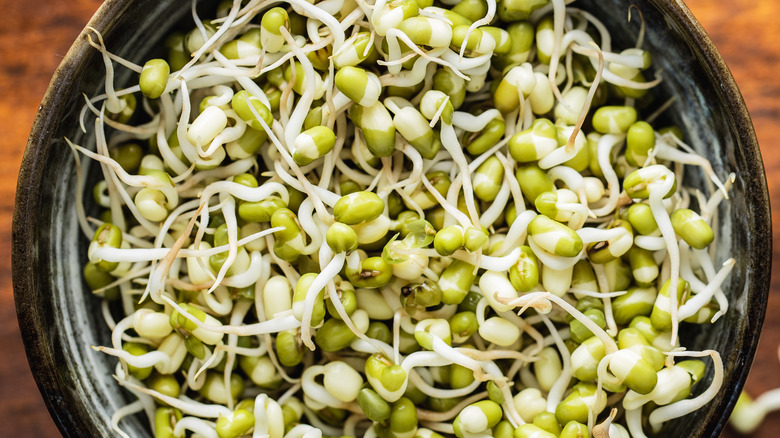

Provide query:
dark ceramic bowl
left=12, top=0, right=771, bottom=436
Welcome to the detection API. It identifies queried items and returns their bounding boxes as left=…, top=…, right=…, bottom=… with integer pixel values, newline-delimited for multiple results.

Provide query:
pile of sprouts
left=72, top=0, right=737, bottom=436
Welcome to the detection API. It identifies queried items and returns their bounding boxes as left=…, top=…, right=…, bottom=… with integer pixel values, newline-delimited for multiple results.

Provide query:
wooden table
left=1, top=0, right=777, bottom=436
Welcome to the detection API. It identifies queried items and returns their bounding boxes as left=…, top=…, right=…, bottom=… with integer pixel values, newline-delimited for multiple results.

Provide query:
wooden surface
left=1, top=0, right=778, bottom=436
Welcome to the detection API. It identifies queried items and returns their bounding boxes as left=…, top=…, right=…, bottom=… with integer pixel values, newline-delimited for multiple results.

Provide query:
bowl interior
left=12, top=0, right=771, bottom=437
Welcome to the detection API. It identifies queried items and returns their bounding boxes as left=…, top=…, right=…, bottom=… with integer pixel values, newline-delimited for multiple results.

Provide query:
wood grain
left=2, top=2, right=104, bottom=436
left=685, top=1, right=780, bottom=437
left=1, top=0, right=777, bottom=437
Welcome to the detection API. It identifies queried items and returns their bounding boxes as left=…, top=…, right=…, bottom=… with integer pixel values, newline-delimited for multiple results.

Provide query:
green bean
left=366, top=354, right=407, bottom=394
left=515, top=164, right=555, bottom=204
left=497, top=21, right=535, bottom=68
left=561, top=126, right=590, bottom=171
left=89, top=223, right=123, bottom=272
left=434, top=226, right=464, bottom=256
left=406, top=171, right=451, bottom=210
left=499, top=0, right=549, bottom=22
left=569, top=308, right=607, bottom=344
left=586, top=219, right=633, bottom=264
left=452, top=26, right=496, bottom=56
left=462, top=226, right=489, bottom=252
left=449, top=311, right=479, bottom=342
left=316, top=318, right=359, bottom=352
left=307, top=46, right=332, bottom=71
left=346, top=256, right=393, bottom=288
left=449, top=364, right=475, bottom=389
left=271, top=208, right=303, bottom=244
left=123, top=342, right=153, bottom=379
left=394, top=106, right=438, bottom=159
left=610, top=348, right=658, bottom=394
left=465, top=116, right=505, bottom=155
left=625, top=121, right=655, bottom=166
left=358, top=387, right=392, bottom=422
left=164, top=32, right=188, bottom=71
left=451, top=0, right=488, bottom=21
left=533, top=412, right=562, bottom=436
left=414, top=318, right=452, bottom=349
left=349, top=102, right=397, bottom=157
left=220, top=28, right=262, bottom=60
left=433, top=69, right=467, bottom=109
left=260, top=7, right=289, bottom=53
left=139, top=59, right=170, bottom=99
left=508, top=245, right=539, bottom=292
left=184, top=20, right=217, bottom=53
left=629, top=316, right=663, bottom=345
left=231, top=90, right=273, bottom=131
left=488, top=421, right=512, bottom=438
left=83, top=262, right=118, bottom=299
left=439, top=260, right=478, bottom=305
left=592, top=106, right=638, bottom=134
left=603, top=257, right=632, bottom=292
left=560, top=421, right=589, bottom=438
left=474, top=155, right=504, bottom=202
left=486, top=380, right=504, bottom=405
left=613, top=286, right=657, bottom=325
left=494, top=65, right=536, bottom=113
left=239, top=196, right=286, bottom=223
left=333, top=32, right=376, bottom=68
left=453, top=400, right=502, bottom=437
left=388, top=397, right=418, bottom=436
left=216, top=408, right=255, bottom=438
left=402, top=281, right=443, bottom=314
left=535, top=16, right=554, bottom=64
left=509, top=118, right=558, bottom=163
left=528, top=215, right=583, bottom=258
left=512, top=423, right=557, bottom=438
left=618, top=328, right=665, bottom=371
left=399, top=16, right=453, bottom=48
left=534, top=347, right=562, bottom=392
left=240, top=356, right=281, bottom=390
left=555, top=382, right=606, bottom=425
left=108, top=93, right=136, bottom=124
left=571, top=336, right=605, bottom=381
left=627, top=246, right=659, bottom=286
left=650, top=278, right=689, bottom=331
left=570, top=260, right=599, bottom=295
left=420, top=90, right=454, bottom=125
left=575, top=296, right=604, bottom=315
left=366, top=321, right=393, bottom=344
left=326, top=283, right=358, bottom=318
left=109, top=142, right=144, bottom=173
left=624, top=203, right=659, bottom=235
left=623, top=166, right=676, bottom=199
left=456, top=291, right=482, bottom=313
left=671, top=208, right=715, bottom=249
left=293, top=273, right=326, bottom=326
left=154, top=407, right=182, bottom=438
left=336, top=66, right=382, bottom=107
left=404, top=381, right=428, bottom=405
left=276, top=330, right=304, bottom=367
left=293, top=126, right=336, bottom=166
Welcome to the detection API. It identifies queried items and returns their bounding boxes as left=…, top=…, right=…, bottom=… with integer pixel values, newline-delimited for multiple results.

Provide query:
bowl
left=12, top=0, right=772, bottom=436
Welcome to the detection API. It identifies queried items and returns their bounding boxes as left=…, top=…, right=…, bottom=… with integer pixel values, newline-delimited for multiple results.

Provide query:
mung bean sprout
left=71, top=0, right=736, bottom=436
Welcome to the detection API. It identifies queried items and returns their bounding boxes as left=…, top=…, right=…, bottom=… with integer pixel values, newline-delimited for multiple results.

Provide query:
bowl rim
left=11, top=0, right=772, bottom=437
left=12, top=1, right=135, bottom=435
left=652, top=0, right=772, bottom=434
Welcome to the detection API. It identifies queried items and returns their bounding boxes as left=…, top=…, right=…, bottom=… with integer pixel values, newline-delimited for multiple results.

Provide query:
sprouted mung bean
left=728, top=346, right=780, bottom=435
left=69, top=0, right=738, bottom=436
